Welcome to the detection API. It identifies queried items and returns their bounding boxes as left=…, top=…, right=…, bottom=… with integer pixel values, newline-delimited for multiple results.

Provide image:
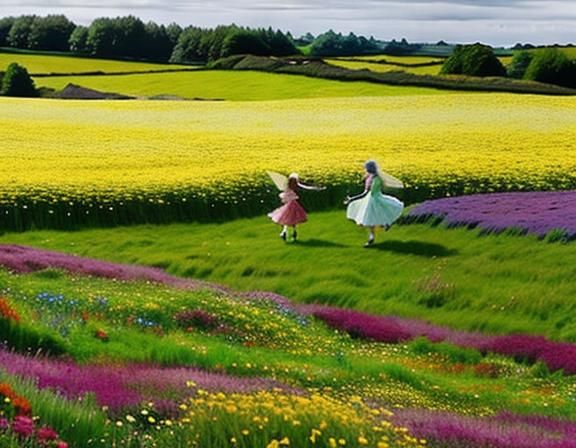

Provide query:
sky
left=1, top=0, right=575, bottom=47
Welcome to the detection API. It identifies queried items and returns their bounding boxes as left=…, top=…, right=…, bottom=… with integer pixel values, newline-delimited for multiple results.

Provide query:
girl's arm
left=297, top=182, right=326, bottom=191
left=344, top=175, right=371, bottom=205
left=343, top=190, right=368, bottom=205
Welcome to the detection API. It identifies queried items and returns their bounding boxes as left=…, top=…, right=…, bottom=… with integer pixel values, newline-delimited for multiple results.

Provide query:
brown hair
left=288, top=176, right=299, bottom=191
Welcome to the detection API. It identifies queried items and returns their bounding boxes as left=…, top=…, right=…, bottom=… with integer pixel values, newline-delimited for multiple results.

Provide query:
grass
left=0, top=49, right=191, bottom=75
left=4, top=210, right=576, bottom=341
left=35, top=69, right=443, bottom=100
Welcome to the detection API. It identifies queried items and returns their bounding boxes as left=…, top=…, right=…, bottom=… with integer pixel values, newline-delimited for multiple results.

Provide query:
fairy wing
left=267, top=171, right=288, bottom=191
left=379, top=171, right=404, bottom=189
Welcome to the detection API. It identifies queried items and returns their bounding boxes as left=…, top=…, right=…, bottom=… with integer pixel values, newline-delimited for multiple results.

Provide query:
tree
left=113, top=15, right=147, bottom=58
left=170, top=26, right=204, bottom=63
left=165, top=22, right=183, bottom=46
left=441, top=43, right=506, bottom=77
left=86, top=16, right=147, bottom=58
left=28, top=15, right=75, bottom=51
left=258, top=27, right=296, bottom=56
left=69, top=25, right=88, bottom=52
left=7, top=15, right=36, bottom=48
left=507, top=51, right=533, bottom=79
left=85, top=17, right=116, bottom=57
left=0, top=63, right=37, bottom=97
left=309, top=30, right=379, bottom=56
left=221, top=29, right=270, bottom=57
left=524, top=48, right=576, bottom=87
left=144, top=22, right=173, bottom=61
left=0, top=17, right=15, bottom=47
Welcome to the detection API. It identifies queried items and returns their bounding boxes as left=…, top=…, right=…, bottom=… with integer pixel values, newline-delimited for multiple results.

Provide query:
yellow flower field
left=1, top=93, right=575, bottom=227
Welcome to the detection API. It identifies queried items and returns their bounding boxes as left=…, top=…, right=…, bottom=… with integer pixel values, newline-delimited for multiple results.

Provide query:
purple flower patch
left=406, top=191, right=576, bottom=240
left=0, top=348, right=294, bottom=415
left=393, top=409, right=576, bottom=448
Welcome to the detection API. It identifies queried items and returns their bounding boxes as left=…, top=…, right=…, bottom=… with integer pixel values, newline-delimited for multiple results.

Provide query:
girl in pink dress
left=268, top=173, right=324, bottom=241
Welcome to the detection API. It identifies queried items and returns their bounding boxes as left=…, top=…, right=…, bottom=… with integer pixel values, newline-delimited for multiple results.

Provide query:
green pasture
left=4, top=210, right=576, bottom=341
left=35, top=69, right=444, bottom=100
left=337, top=55, right=445, bottom=65
left=0, top=50, right=191, bottom=74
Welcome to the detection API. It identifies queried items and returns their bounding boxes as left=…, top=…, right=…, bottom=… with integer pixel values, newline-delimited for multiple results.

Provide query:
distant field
left=560, top=47, right=576, bottom=57
left=0, top=51, right=191, bottom=74
left=326, top=59, right=442, bottom=75
left=35, top=69, right=444, bottom=100
left=338, top=55, right=444, bottom=64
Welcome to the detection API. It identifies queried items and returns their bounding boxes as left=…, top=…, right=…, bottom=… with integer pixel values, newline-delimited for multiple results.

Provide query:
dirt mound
left=54, top=83, right=135, bottom=100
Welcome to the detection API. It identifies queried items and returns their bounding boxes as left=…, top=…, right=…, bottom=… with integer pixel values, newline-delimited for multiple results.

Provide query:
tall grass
left=0, top=370, right=108, bottom=446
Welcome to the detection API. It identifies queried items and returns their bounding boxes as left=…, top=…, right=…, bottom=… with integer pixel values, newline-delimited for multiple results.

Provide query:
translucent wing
left=267, top=171, right=288, bottom=191
left=379, top=171, right=404, bottom=189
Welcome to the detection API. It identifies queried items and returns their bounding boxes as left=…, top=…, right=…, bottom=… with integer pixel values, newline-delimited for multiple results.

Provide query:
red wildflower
left=0, top=298, right=20, bottom=323
left=12, top=396, right=32, bottom=416
left=94, top=329, right=109, bottom=342
left=0, top=382, right=17, bottom=400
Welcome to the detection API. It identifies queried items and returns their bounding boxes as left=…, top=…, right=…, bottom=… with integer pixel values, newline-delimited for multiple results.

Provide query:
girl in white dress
left=345, top=160, right=404, bottom=246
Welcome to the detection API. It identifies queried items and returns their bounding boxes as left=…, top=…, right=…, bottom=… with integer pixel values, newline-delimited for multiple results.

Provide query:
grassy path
left=3, top=210, right=576, bottom=340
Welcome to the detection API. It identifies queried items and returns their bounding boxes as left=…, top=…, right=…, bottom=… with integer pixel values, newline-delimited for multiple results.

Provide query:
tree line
left=441, top=43, right=576, bottom=89
left=0, top=15, right=297, bottom=63
left=0, top=15, right=387, bottom=62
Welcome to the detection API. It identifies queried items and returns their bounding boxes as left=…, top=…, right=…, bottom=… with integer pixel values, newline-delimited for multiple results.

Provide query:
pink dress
left=268, top=189, right=308, bottom=226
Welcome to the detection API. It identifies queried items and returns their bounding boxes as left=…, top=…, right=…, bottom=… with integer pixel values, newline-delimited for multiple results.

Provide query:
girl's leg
left=292, top=225, right=297, bottom=241
left=365, top=226, right=375, bottom=247
left=280, top=225, right=288, bottom=241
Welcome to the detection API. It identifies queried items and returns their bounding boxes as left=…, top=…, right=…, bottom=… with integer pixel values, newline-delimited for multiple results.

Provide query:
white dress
left=347, top=175, right=404, bottom=226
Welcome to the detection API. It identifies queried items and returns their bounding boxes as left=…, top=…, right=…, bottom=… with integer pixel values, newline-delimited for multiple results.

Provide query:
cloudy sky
left=1, top=0, right=575, bottom=46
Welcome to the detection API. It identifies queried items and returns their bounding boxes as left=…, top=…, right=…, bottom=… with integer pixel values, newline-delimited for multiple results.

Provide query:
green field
left=343, top=55, right=445, bottom=64
left=0, top=50, right=192, bottom=74
left=34, top=69, right=444, bottom=100
left=4, top=210, right=576, bottom=341
left=326, top=59, right=442, bottom=75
